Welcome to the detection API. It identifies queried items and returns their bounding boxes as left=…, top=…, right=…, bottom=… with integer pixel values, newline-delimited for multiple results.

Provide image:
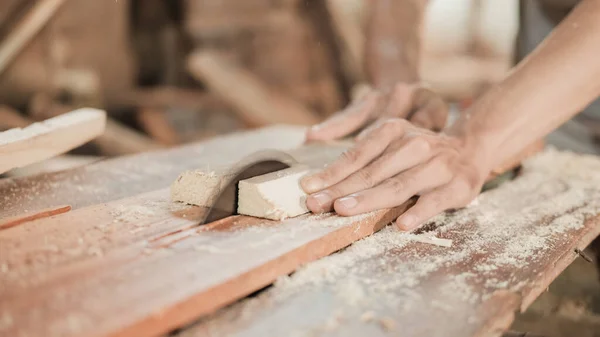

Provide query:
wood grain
left=178, top=150, right=600, bottom=337
left=0, top=177, right=410, bottom=337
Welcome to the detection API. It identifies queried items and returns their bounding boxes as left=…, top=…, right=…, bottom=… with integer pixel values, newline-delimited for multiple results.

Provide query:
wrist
left=444, top=115, right=498, bottom=181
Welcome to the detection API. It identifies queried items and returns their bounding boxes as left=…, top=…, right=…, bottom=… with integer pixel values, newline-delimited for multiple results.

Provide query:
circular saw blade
left=200, top=149, right=299, bottom=225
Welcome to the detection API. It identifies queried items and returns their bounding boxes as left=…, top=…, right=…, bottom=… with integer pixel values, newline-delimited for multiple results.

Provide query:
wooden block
left=170, top=166, right=236, bottom=208
left=170, top=141, right=350, bottom=208
left=238, top=165, right=312, bottom=220
left=0, top=108, right=106, bottom=174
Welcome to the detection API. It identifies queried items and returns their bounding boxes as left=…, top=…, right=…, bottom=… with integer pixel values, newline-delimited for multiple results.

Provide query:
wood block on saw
left=237, top=165, right=312, bottom=220
left=0, top=108, right=106, bottom=174
left=170, top=167, right=234, bottom=207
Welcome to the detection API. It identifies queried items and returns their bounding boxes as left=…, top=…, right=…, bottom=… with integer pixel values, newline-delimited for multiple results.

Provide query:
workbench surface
left=1, top=126, right=600, bottom=337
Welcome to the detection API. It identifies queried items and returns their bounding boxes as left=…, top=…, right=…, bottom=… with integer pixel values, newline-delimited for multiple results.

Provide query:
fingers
left=396, top=177, right=477, bottom=231
left=332, top=157, right=454, bottom=216
left=381, top=83, right=416, bottom=119
left=409, top=87, right=449, bottom=131
left=301, top=119, right=406, bottom=199
left=305, top=91, right=381, bottom=142
left=305, top=136, right=434, bottom=213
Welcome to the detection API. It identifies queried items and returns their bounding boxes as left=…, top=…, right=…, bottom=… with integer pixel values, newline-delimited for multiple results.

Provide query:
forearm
left=449, top=0, right=600, bottom=173
left=364, top=0, right=428, bottom=88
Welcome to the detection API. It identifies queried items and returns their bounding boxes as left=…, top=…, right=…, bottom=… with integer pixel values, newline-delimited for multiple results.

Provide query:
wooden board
left=0, top=171, right=407, bottom=337
left=0, top=108, right=105, bottom=175
left=176, top=149, right=600, bottom=337
left=0, top=125, right=543, bottom=337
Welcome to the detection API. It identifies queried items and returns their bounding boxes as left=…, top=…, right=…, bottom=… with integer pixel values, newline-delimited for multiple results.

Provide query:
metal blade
left=199, top=149, right=299, bottom=225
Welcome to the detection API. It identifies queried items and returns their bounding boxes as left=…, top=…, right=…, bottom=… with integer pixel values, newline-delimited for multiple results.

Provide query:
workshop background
left=0, top=0, right=598, bottom=336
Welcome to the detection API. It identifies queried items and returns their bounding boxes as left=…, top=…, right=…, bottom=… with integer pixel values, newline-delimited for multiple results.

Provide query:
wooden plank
left=0, top=132, right=541, bottom=337
left=177, top=149, right=600, bottom=337
left=0, top=0, right=66, bottom=75
left=187, top=50, right=321, bottom=127
left=137, top=108, right=180, bottom=146
left=0, top=105, right=30, bottom=129
left=0, top=108, right=106, bottom=175
left=0, top=162, right=407, bottom=337
left=28, top=98, right=163, bottom=156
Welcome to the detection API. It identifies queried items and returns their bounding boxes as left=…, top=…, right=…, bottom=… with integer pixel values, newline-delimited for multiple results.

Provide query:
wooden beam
left=137, top=108, right=180, bottom=146
left=0, top=108, right=105, bottom=174
left=0, top=0, right=67, bottom=75
left=0, top=105, right=30, bottom=129
left=187, top=50, right=321, bottom=127
left=29, top=96, right=163, bottom=156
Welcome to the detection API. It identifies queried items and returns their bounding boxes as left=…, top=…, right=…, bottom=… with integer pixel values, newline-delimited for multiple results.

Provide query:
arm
left=364, top=0, right=428, bottom=87
left=306, top=0, right=447, bottom=141
left=453, top=0, right=600, bottom=175
left=301, top=0, right=600, bottom=231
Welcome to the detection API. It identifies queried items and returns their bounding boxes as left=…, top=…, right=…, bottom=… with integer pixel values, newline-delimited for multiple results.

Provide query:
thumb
left=306, top=91, right=380, bottom=142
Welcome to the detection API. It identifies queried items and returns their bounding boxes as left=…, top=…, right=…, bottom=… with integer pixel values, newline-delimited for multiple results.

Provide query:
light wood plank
left=0, top=108, right=106, bottom=175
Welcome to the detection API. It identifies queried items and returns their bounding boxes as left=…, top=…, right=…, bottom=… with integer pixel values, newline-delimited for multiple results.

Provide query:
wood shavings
left=406, top=233, right=453, bottom=247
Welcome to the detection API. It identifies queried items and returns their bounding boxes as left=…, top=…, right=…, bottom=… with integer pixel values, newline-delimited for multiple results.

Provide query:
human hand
left=300, top=118, right=489, bottom=231
left=306, top=83, right=449, bottom=142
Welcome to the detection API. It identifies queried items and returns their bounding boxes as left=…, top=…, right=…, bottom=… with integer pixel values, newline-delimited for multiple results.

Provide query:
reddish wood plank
left=177, top=149, right=600, bottom=337
left=0, top=185, right=412, bottom=337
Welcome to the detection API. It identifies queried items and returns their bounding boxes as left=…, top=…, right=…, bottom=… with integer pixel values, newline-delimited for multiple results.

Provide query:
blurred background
left=0, top=0, right=517, bottom=161
left=0, top=1, right=599, bottom=335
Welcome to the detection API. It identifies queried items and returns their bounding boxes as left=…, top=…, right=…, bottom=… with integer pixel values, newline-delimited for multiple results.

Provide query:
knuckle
left=425, top=191, right=447, bottom=210
left=407, top=136, right=431, bottom=153
left=387, top=177, right=406, bottom=194
left=354, top=169, right=375, bottom=187
left=381, top=118, right=405, bottom=135
left=340, top=148, right=361, bottom=164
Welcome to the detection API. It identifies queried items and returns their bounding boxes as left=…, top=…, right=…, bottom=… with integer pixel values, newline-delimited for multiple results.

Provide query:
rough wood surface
left=0, top=125, right=544, bottom=337
left=0, top=108, right=106, bottom=174
left=177, top=149, right=600, bottom=337
left=0, top=157, right=407, bottom=337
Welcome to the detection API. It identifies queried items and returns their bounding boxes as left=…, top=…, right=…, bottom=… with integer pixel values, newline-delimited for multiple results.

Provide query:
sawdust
left=109, top=202, right=161, bottom=224
left=192, top=148, right=600, bottom=335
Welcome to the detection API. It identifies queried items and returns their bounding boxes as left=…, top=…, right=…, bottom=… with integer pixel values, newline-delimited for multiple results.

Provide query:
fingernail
left=310, top=191, right=332, bottom=208
left=337, top=196, right=358, bottom=209
left=396, top=214, right=417, bottom=231
left=301, top=176, right=324, bottom=193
